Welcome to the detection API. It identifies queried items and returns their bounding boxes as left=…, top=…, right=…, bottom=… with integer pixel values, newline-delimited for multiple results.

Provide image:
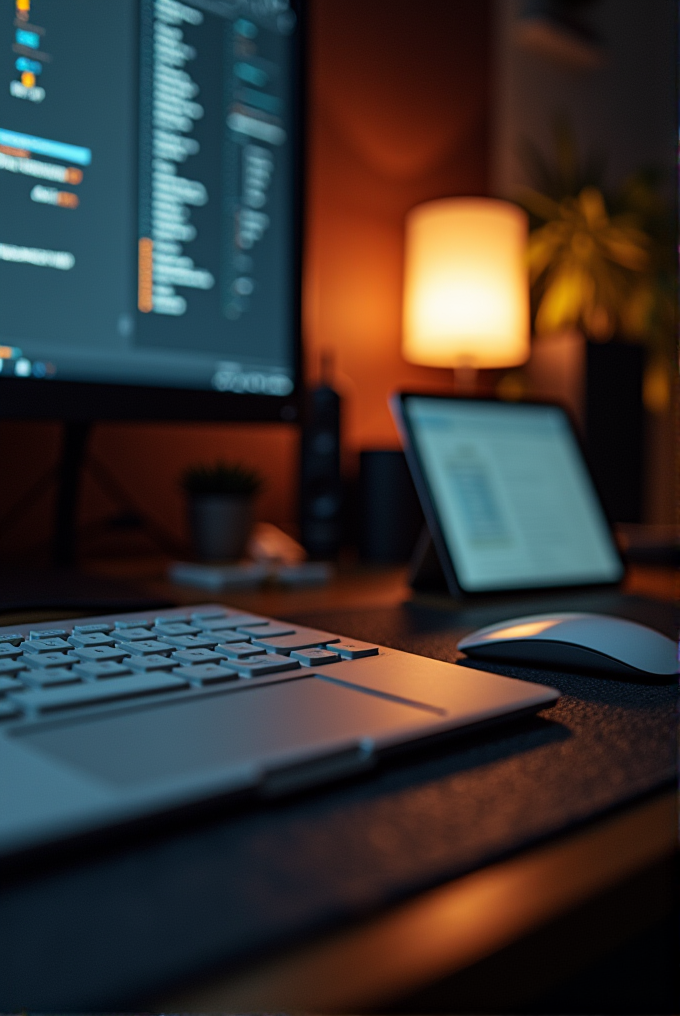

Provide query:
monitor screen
left=0, top=0, right=301, bottom=415
left=398, top=395, right=624, bottom=593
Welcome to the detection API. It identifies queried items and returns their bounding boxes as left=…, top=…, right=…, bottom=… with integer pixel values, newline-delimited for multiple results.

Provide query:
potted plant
left=517, top=119, right=676, bottom=399
left=513, top=122, right=676, bottom=522
left=181, top=461, right=263, bottom=561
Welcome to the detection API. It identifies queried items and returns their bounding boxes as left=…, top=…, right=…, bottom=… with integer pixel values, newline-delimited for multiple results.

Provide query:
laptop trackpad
left=18, top=676, right=435, bottom=788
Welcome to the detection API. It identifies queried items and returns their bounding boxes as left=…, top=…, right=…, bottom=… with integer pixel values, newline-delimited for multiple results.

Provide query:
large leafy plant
left=518, top=121, right=676, bottom=370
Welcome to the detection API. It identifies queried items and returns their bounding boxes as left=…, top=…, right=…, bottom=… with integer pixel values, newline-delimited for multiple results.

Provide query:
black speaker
left=585, top=340, right=645, bottom=524
left=299, top=383, right=343, bottom=558
left=359, top=450, right=424, bottom=563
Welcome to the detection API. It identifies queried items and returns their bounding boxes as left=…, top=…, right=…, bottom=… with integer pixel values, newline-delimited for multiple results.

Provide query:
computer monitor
left=0, top=0, right=303, bottom=424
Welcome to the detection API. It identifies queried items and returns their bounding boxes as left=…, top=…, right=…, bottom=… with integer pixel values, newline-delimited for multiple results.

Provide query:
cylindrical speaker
left=359, top=450, right=424, bottom=563
left=585, top=339, right=644, bottom=524
left=300, top=384, right=343, bottom=558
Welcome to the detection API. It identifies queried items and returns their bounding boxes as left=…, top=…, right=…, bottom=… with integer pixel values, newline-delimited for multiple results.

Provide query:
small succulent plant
left=181, top=461, right=263, bottom=497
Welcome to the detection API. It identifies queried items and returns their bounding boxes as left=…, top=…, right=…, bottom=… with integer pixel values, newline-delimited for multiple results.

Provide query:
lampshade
left=402, top=197, right=530, bottom=369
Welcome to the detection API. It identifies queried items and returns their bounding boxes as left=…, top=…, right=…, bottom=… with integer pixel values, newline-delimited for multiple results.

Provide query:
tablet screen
left=400, top=396, right=624, bottom=592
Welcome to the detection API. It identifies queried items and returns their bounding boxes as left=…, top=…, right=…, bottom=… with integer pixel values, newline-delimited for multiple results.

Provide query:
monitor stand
left=51, top=421, right=182, bottom=568
left=0, top=422, right=173, bottom=617
left=53, top=420, right=92, bottom=568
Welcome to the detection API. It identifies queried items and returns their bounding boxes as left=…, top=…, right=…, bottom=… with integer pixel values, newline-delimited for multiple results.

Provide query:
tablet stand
left=408, top=526, right=456, bottom=595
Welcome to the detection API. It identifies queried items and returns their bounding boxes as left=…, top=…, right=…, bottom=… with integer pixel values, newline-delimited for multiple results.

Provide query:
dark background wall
left=1, top=0, right=674, bottom=561
left=492, top=0, right=677, bottom=525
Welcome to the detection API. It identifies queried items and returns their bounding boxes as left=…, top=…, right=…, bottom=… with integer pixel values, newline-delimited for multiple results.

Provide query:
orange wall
left=304, top=0, right=491, bottom=452
left=0, top=2, right=491, bottom=559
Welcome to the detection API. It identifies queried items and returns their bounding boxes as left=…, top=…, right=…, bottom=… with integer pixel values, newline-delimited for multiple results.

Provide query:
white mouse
left=457, top=612, right=678, bottom=679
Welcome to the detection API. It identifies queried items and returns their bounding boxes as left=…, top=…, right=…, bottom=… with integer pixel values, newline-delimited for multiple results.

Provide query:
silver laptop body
left=0, top=604, right=558, bottom=861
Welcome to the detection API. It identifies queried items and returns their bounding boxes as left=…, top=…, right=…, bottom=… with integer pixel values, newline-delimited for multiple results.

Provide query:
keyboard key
left=0, top=644, right=22, bottom=660
left=23, top=652, right=73, bottom=669
left=0, top=700, right=20, bottom=721
left=72, top=645, right=130, bottom=663
left=126, top=654, right=176, bottom=672
left=153, top=622, right=200, bottom=637
left=333, top=640, right=380, bottom=660
left=0, top=676, right=26, bottom=693
left=159, top=634, right=220, bottom=650
left=193, top=629, right=244, bottom=644
left=214, top=641, right=266, bottom=660
left=0, top=633, right=24, bottom=646
left=9, top=672, right=190, bottom=715
left=124, top=639, right=175, bottom=656
left=73, top=623, right=113, bottom=634
left=231, top=654, right=300, bottom=678
left=155, top=614, right=189, bottom=624
left=29, top=629, right=69, bottom=640
left=198, top=613, right=268, bottom=630
left=250, top=627, right=341, bottom=653
left=68, top=631, right=116, bottom=648
left=237, top=622, right=296, bottom=639
left=22, top=637, right=72, bottom=654
left=291, top=648, right=341, bottom=666
left=21, top=668, right=81, bottom=688
left=192, top=620, right=236, bottom=633
left=73, top=660, right=133, bottom=680
left=114, top=619, right=151, bottom=629
left=171, top=647, right=223, bottom=666
left=0, top=659, right=29, bottom=676
left=190, top=610, right=229, bottom=623
left=172, top=663, right=238, bottom=685
left=0, top=658, right=28, bottom=674
left=114, top=627, right=157, bottom=642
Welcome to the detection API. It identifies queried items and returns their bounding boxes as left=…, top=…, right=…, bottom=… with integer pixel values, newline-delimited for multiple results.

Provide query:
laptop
left=0, top=603, right=558, bottom=864
left=391, top=393, right=625, bottom=599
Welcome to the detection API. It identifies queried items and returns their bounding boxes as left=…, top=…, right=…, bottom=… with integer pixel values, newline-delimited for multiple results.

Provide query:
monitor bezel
left=392, top=390, right=627, bottom=598
left=0, top=0, right=305, bottom=424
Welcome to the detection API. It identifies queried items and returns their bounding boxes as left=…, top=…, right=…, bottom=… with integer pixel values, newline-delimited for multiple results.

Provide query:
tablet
left=392, top=393, right=625, bottom=595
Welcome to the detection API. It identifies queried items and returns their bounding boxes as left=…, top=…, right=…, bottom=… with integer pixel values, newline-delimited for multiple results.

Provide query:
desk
left=82, top=553, right=680, bottom=615
left=0, top=562, right=677, bottom=1012
left=160, top=792, right=676, bottom=1013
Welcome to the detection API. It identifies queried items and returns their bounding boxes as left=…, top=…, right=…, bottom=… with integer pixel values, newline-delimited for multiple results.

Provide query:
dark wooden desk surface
left=159, top=791, right=676, bottom=1013
left=118, top=559, right=678, bottom=1011
left=1, top=560, right=677, bottom=1012
left=82, top=554, right=680, bottom=617
left=147, top=561, right=677, bottom=1013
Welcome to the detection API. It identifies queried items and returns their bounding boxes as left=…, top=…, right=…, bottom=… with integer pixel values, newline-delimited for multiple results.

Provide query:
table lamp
left=402, top=197, right=531, bottom=391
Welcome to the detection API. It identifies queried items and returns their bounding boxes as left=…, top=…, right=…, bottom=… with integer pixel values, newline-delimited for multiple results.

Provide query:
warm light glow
left=482, top=620, right=558, bottom=640
left=402, top=198, right=531, bottom=368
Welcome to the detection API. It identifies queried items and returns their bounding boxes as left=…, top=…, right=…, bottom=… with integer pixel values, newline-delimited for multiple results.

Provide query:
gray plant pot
left=187, top=494, right=254, bottom=561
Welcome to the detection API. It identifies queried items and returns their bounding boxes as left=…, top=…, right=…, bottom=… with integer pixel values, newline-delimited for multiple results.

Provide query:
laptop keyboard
left=0, top=606, right=380, bottom=721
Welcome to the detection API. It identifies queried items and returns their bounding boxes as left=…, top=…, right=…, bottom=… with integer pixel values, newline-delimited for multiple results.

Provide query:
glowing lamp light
left=402, top=198, right=531, bottom=372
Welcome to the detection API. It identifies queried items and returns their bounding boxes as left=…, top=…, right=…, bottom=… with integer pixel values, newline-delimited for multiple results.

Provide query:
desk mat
left=0, top=596, right=677, bottom=1009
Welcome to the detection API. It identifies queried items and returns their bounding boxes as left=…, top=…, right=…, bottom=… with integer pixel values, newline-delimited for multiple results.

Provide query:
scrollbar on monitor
left=0, top=0, right=300, bottom=405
